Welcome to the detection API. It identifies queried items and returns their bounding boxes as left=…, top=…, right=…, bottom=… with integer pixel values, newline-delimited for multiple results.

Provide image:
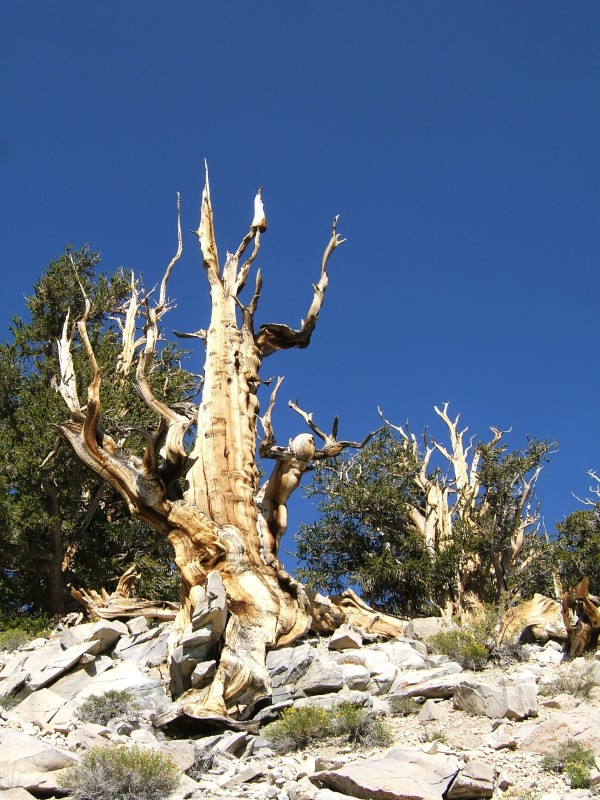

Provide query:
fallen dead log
left=500, top=593, right=567, bottom=645
left=561, top=576, right=600, bottom=656
left=70, top=565, right=179, bottom=621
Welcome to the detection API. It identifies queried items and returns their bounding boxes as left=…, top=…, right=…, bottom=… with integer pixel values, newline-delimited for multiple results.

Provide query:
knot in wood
left=290, top=433, right=315, bottom=462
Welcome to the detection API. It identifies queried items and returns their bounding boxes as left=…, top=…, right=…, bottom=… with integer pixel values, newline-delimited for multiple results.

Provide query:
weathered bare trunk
left=42, top=472, right=66, bottom=616
left=561, top=577, right=600, bottom=656
left=381, top=404, right=542, bottom=619
left=56, top=172, right=392, bottom=724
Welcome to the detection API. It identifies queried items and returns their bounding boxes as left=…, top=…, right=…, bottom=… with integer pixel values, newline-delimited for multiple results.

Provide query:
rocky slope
left=1, top=614, right=600, bottom=800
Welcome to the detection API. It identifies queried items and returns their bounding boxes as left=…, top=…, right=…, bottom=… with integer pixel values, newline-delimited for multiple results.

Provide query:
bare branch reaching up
left=159, top=193, right=183, bottom=308
left=289, top=399, right=381, bottom=458
left=258, top=376, right=284, bottom=457
left=255, top=216, right=345, bottom=356
left=115, top=273, right=140, bottom=377
left=56, top=310, right=82, bottom=419
left=194, top=162, right=221, bottom=288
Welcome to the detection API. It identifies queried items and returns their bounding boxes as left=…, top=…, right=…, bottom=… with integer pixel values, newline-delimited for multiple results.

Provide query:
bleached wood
left=56, top=173, right=395, bottom=724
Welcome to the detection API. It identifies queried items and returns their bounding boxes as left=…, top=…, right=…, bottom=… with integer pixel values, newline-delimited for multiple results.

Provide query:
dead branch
left=289, top=399, right=381, bottom=459
left=71, top=564, right=179, bottom=621
left=194, top=162, right=221, bottom=288
left=255, top=216, right=345, bottom=356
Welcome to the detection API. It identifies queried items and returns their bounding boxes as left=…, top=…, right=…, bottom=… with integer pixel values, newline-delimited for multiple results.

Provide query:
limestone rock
left=10, top=688, right=66, bottom=724
left=339, top=662, right=371, bottom=691
left=403, top=617, right=459, bottom=643
left=191, top=659, right=217, bottom=688
left=294, top=690, right=372, bottom=710
left=521, top=707, right=600, bottom=755
left=374, top=639, right=430, bottom=668
left=418, top=699, right=444, bottom=723
left=191, top=569, right=227, bottom=637
left=28, top=641, right=99, bottom=691
left=267, top=643, right=316, bottom=689
left=155, top=738, right=197, bottom=770
left=390, top=671, right=471, bottom=700
left=314, top=790, right=350, bottom=800
left=85, top=619, right=129, bottom=654
left=453, top=680, right=538, bottom=720
left=446, top=759, right=495, bottom=798
left=0, top=729, right=78, bottom=793
left=9, top=641, right=61, bottom=684
left=65, top=721, right=111, bottom=751
left=46, top=655, right=113, bottom=701
left=328, top=625, right=362, bottom=651
left=313, top=746, right=461, bottom=800
left=113, top=624, right=169, bottom=666
left=0, top=669, right=29, bottom=697
left=296, top=653, right=345, bottom=696
left=51, top=659, right=167, bottom=726
left=388, top=663, right=463, bottom=696
left=168, top=572, right=227, bottom=697
left=126, top=616, right=149, bottom=635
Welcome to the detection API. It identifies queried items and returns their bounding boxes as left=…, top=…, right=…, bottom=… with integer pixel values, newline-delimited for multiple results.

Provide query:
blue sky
left=1, top=3, right=599, bottom=568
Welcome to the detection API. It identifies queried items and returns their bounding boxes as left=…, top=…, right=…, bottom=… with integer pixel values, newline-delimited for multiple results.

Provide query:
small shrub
left=59, top=743, right=180, bottom=800
left=0, top=629, right=30, bottom=652
left=541, top=738, right=596, bottom=790
left=565, top=760, right=592, bottom=789
left=420, top=726, right=447, bottom=743
left=0, top=692, right=21, bottom=711
left=489, top=638, right=527, bottom=666
left=388, top=696, right=421, bottom=716
left=266, top=706, right=330, bottom=752
left=429, top=629, right=489, bottom=670
left=265, top=703, right=392, bottom=753
left=0, top=614, right=53, bottom=652
left=539, top=661, right=600, bottom=700
left=330, top=703, right=393, bottom=748
left=75, top=690, right=139, bottom=725
left=186, top=747, right=232, bottom=780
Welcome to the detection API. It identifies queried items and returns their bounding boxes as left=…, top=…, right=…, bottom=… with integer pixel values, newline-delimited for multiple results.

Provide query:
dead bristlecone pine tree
left=55, top=167, right=399, bottom=729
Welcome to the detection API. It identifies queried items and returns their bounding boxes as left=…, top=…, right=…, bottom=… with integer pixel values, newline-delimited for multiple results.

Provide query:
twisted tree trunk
left=56, top=171, right=389, bottom=725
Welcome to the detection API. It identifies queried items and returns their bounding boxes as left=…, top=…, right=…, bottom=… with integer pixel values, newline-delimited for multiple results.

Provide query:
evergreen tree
left=295, top=416, right=552, bottom=617
left=0, top=246, right=193, bottom=616
left=552, top=508, right=600, bottom=595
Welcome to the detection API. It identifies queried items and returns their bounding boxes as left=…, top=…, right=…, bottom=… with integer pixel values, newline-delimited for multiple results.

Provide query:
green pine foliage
left=552, top=509, right=600, bottom=595
left=296, top=429, right=433, bottom=615
left=0, top=246, right=194, bottom=616
left=295, top=425, right=552, bottom=616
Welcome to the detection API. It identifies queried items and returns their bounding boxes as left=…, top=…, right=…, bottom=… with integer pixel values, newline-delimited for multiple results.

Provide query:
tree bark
left=42, top=472, right=66, bottom=617
left=56, top=173, right=389, bottom=723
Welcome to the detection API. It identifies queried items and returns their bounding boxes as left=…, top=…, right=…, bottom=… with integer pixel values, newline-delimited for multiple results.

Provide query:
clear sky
left=1, top=3, right=599, bottom=568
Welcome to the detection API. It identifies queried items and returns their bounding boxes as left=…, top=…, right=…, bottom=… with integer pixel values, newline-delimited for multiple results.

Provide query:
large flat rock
left=10, top=687, right=66, bottom=724
left=0, top=729, right=77, bottom=793
left=521, top=706, right=600, bottom=755
left=28, top=641, right=99, bottom=691
left=51, top=659, right=165, bottom=726
left=453, top=681, right=537, bottom=720
left=313, top=746, right=461, bottom=800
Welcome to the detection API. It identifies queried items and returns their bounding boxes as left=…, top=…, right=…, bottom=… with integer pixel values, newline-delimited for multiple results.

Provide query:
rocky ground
left=1, top=613, right=600, bottom=800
